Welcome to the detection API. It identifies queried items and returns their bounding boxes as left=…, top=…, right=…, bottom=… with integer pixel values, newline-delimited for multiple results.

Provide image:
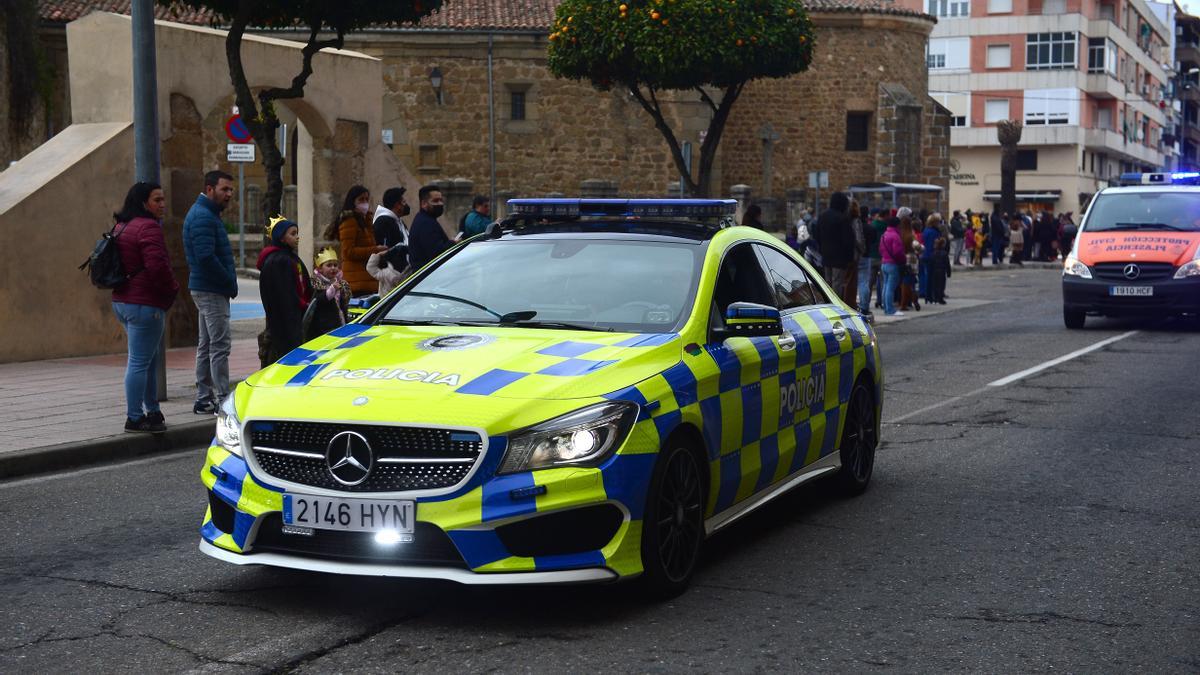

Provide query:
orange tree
left=548, top=0, right=814, bottom=197
left=169, top=1, right=440, bottom=221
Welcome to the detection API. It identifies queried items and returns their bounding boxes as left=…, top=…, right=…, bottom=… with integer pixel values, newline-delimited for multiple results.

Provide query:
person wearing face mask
left=407, top=185, right=453, bottom=272
left=372, top=186, right=411, bottom=273
left=323, top=185, right=386, bottom=297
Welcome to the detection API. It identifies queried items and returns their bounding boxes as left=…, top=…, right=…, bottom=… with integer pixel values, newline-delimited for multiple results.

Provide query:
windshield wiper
left=506, top=320, right=613, bottom=332
left=405, top=292, right=503, bottom=319
left=1108, top=222, right=1189, bottom=231
left=379, top=318, right=463, bottom=326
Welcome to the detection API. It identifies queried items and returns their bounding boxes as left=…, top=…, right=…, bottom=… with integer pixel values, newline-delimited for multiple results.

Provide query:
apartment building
left=898, top=0, right=1171, bottom=214
left=1178, top=10, right=1200, bottom=170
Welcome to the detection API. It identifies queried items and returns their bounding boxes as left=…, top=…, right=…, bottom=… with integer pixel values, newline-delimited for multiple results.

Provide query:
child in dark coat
left=930, top=237, right=951, bottom=304
left=303, top=247, right=352, bottom=341
left=257, top=217, right=312, bottom=364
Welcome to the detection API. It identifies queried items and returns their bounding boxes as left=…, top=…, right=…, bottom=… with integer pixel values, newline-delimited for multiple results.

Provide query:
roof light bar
left=1118, top=172, right=1200, bottom=185
left=506, top=198, right=738, bottom=219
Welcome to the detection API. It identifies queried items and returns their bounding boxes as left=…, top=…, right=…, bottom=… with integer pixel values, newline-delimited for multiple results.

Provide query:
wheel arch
left=660, top=423, right=710, bottom=514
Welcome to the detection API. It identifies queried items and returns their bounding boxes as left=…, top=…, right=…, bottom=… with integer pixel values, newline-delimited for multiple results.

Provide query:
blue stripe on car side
left=756, top=434, right=779, bottom=493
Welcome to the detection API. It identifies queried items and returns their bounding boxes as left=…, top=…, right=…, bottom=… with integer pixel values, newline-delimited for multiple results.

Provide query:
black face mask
left=426, top=205, right=445, bottom=218
left=399, top=204, right=411, bottom=217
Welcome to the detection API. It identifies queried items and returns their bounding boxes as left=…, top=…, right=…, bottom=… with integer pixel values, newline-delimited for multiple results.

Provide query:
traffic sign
left=225, top=115, right=252, bottom=144
left=227, top=143, right=255, bottom=163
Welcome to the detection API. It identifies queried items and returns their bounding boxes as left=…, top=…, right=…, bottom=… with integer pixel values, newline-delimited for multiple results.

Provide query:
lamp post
left=430, top=67, right=444, bottom=105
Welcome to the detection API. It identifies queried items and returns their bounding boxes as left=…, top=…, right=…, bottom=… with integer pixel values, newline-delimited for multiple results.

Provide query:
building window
left=1042, top=0, right=1065, bottom=14
left=927, top=53, right=946, bottom=69
left=927, top=0, right=969, bottom=17
left=950, top=115, right=967, bottom=127
left=984, top=99, right=1010, bottom=123
left=1027, top=32, right=1077, bottom=70
left=1097, top=107, right=1112, bottom=129
left=986, top=44, right=1011, bottom=69
left=845, top=112, right=870, bottom=151
left=1024, top=88, right=1077, bottom=125
left=1016, top=149, right=1038, bottom=171
left=932, top=92, right=970, bottom=128
left=510, top=90, right=526, bottom=121
left=1087, top=37, right=1105, bottom=73
left=987, top=0, right=1012, bottom=13
left=928, top=37, right=969, bottom=71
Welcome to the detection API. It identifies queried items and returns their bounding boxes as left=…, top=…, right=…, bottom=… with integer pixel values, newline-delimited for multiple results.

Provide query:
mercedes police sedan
left=199, top=198, right=883, bottom=596
left=1062, top=172, right=1200, bottom=328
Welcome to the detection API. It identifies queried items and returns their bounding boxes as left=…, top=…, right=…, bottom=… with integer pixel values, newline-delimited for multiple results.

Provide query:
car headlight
left=1174, top=259, right=1200, bottom=279
left=216, top=395, right=242, bottom=456
left=1062, top=257, right=1092, bottom=279
left=498, top=401, right=638, bottom=474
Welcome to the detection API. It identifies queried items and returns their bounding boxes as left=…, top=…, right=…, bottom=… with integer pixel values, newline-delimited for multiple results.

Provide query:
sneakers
left=125, top=416, right=166, bottom=434
left=194, top=399, right=219, bottom=415
left=886, top=310, right=906, bottom=317
left=145, top=410, right=165, bottom=425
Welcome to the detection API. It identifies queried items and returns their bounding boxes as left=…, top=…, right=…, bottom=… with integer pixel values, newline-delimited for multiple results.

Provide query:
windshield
left=1084, top=192, right=1200, bottom=232
left=380, top=237, right=704, bottom=333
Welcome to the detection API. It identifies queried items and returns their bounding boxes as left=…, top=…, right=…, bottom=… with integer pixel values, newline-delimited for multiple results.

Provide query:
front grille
left=247, top=421, right=483, bottom=493
left=1093, top=262, right=1175, bottom=281
left=250, top=514, right=467, bottom=567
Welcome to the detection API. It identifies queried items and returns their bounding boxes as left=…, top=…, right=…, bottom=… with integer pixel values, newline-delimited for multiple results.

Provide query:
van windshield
left=1084, top=192, right=1200, bottom=232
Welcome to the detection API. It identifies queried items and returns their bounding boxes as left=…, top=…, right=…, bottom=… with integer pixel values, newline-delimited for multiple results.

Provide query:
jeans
left=951, top=238, right=964, bottom=264
left=193, top=290, right=231, bottom=404
left=856, top=257, right=874, bottom=312
left=918, top=260, right=931, bottom=301
left=112, top=302, right=164, bottom=421
left=992, top=240, right=1005, bottom=265
left=881, top=263, right=900, bottom=315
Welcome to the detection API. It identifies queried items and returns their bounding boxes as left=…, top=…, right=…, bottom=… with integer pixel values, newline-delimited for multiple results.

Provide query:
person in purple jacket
left=878, top=216, right=906, bottom=316
left=111, top=182, right=179, bottom=433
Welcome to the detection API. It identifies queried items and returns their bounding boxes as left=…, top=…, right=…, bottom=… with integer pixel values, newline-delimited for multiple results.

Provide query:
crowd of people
left=782, top=196, right=1077, bottom=318
left=106, top=172, right=494, bottom=434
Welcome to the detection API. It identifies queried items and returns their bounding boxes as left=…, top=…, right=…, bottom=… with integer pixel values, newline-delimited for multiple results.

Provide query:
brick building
left=16, top=0, right=949, bottom=223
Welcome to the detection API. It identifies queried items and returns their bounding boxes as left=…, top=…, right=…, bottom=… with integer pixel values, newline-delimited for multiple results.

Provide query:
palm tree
left=997, top=119, right=1023, bottom=217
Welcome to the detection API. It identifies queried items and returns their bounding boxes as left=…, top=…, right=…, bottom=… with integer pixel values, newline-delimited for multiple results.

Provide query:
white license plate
left=1109, top=286, right=1153, bottom=296
left=283, top=494, right=415, bottom=534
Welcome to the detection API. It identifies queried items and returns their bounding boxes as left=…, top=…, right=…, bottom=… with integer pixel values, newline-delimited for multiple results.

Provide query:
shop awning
left=983, top=190, right=1062, bottom=203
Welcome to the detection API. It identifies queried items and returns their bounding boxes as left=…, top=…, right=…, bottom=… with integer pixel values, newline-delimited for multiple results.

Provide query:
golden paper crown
left=268, top=214, right=289, bottom=230
left=314, top=247, right=339, bottom=267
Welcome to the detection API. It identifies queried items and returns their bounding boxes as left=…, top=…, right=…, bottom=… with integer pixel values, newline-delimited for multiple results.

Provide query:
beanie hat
left=269, top=215, right=297, bottom=245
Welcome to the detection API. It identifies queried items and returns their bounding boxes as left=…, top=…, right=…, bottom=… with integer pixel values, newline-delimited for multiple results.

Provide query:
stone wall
left=0, top=28, right=71, bottom=167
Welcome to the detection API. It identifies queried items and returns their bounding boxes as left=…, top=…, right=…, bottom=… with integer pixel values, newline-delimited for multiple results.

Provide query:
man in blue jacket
left=183, top=170, right=238, bottom=415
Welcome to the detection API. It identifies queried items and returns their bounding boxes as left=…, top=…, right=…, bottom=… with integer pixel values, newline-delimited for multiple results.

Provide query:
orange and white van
left=1061, top=178, right=1200, bottom=329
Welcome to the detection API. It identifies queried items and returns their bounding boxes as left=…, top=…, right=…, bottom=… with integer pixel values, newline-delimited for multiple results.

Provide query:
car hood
left=1075, top=231, right=1200, bottom=266
left=246, top=324, right=681, bottom=401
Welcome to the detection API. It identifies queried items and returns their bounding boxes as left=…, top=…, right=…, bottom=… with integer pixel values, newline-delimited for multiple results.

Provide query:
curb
left=0, top=418, right=215, bottom=481
left=953, top=261, right=1062, bottom=272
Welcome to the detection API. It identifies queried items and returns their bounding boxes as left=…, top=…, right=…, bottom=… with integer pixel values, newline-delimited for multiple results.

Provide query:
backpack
left=78, top=222, right=133, bottom=289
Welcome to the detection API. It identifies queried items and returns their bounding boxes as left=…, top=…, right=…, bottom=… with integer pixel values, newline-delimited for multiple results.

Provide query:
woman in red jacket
left=111, top=182, right=179, bottom=433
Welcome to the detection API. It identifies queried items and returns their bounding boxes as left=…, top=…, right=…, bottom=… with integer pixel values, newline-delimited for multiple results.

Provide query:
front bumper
left=198, top=422, right=660, bottom=582
left=1062, top=275, right=1200, bottom=316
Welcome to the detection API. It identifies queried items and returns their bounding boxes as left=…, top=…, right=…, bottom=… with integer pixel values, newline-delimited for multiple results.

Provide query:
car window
left=754, top=244, right=831, bottom=310
left=711, top=243, right=775, bottom=321
left=381, top=238, right=703, bottom=333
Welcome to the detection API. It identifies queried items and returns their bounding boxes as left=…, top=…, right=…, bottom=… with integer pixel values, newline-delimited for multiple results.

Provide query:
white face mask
left=355, top=202, right=370, bottom=214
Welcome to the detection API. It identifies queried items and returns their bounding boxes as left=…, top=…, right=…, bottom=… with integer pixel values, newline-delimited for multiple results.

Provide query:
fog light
left=374, top=529, right=403, bottom=545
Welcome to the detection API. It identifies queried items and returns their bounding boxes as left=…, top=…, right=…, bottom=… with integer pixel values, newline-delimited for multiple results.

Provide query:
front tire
left=639, top=442, right=705, bottom=599
left=833, top=381, right=877, bottom=496
left=1064, top=307, right=1085, bottom=329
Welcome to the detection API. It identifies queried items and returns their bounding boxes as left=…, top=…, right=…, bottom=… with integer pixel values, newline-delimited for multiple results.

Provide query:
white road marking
left=885, top=330, right=1139, bottom=424
left=986, top=330, right=1139, bottom=387
left=0, top=449, right=195, bottom=489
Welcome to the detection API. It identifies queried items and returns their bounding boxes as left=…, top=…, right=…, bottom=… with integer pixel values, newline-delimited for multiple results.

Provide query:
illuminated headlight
left=1174, top=260, right=1200, bottom=279
left=498, top=402, right=638, bottom=474
left=216, top=395, right=242, bottom=456
left=1062, top=257, right=1092, bottom=279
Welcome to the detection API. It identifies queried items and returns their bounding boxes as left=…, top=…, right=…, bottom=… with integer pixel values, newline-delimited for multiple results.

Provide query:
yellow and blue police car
left=200, top=198, right=883, bottom=596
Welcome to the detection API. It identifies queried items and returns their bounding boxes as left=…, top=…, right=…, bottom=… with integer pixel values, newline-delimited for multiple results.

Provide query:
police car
left=200, top=198, right=883, bottom=596
left=1062, top=173, right=1200, bottom=328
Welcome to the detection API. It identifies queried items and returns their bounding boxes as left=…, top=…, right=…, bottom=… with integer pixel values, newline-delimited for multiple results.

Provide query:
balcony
left=1084, top=128, right=1165, bottom=165
left=1084, top=73, right=1122, bottom=99
left=1179, top=43, right=1200, bottom=69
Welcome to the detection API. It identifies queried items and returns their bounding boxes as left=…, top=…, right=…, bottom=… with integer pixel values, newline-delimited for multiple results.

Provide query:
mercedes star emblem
left=1123, top=263, right=1140, bottom=280
left=326, top=431, right=373, bottom=486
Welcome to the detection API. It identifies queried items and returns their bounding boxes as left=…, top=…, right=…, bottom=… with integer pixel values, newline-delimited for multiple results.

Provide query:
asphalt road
left=2, top=269, right=1197, bottom=673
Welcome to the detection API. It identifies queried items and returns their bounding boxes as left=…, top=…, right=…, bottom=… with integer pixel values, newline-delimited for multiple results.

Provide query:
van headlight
left=498, top=402, right=638, bottom=474
left=216, top=395, right=242, bottom=456
left=1062, top=257, right=1092, bottom=279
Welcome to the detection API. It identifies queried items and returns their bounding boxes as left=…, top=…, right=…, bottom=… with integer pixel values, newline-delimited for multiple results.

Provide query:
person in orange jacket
left=323, top=185, right=386, bottom=297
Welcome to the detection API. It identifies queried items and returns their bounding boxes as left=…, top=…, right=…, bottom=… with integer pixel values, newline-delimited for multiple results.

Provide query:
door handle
left=778, top=333, right=797, bottom=351
left=832, top=321, right=848, bottom=342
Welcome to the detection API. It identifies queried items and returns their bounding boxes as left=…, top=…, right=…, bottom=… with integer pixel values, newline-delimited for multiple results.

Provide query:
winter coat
left=337, top=212, right=379, bottom=296
left=931, top=249, right=951, bottom=278
left=408, top=209, right=455, bottom=272
left=989, top=212, right=1008, bottom=243
left=183, top=194, right=238, bottom=298
left=257, top=246, right=312, bottom=362
left=879, top=226, right=905, bottom=265
left=303, top=270, right=351, bottom=342
left=111, top=216, right=179, bottom=310
left=814, top=198, right=855, bottom=267
left=921, top=226, right=940, bottom=260
left=372, top=211, right=409, bottom=271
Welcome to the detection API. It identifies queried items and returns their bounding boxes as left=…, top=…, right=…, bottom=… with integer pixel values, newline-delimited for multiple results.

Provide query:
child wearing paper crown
left=303, top=246, right=352, bottom=341
left=257, top=216, right=312, bottom=364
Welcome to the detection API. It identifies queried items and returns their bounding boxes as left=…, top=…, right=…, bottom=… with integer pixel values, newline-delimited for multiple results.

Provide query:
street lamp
left=430, top=67, right=444, bottom=105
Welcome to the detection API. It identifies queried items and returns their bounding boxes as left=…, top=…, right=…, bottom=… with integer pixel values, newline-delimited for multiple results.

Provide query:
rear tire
left=1064, top=308, right=1085, bottom=329
left=639, top=442, right=705, bottom=600
left=833, top=381, right=877, bottom=496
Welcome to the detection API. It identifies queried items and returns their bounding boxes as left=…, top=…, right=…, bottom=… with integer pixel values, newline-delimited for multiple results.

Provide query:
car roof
left=488, top=221, right=734, bottom=243
left=1097, top=185, right=1200, bottom=195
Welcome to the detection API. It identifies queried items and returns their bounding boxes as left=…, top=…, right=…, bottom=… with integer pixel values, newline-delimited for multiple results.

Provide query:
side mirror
left=712, top=302, right=783, bottom=342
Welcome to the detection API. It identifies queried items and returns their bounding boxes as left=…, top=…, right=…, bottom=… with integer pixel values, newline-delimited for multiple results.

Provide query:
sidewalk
left=0, top=265, right=1057, bottom=480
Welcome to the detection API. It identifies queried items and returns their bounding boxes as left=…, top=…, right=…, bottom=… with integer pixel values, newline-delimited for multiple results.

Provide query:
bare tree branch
left=628, top=84, right=698, bottom=195
left=695, top=87, right=718, bottom=114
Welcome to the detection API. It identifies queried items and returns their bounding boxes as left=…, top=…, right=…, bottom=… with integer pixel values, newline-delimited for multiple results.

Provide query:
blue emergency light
left=1118, top=172, right=1200, bottom=185
left=506, top=198, right=738, bottom=219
